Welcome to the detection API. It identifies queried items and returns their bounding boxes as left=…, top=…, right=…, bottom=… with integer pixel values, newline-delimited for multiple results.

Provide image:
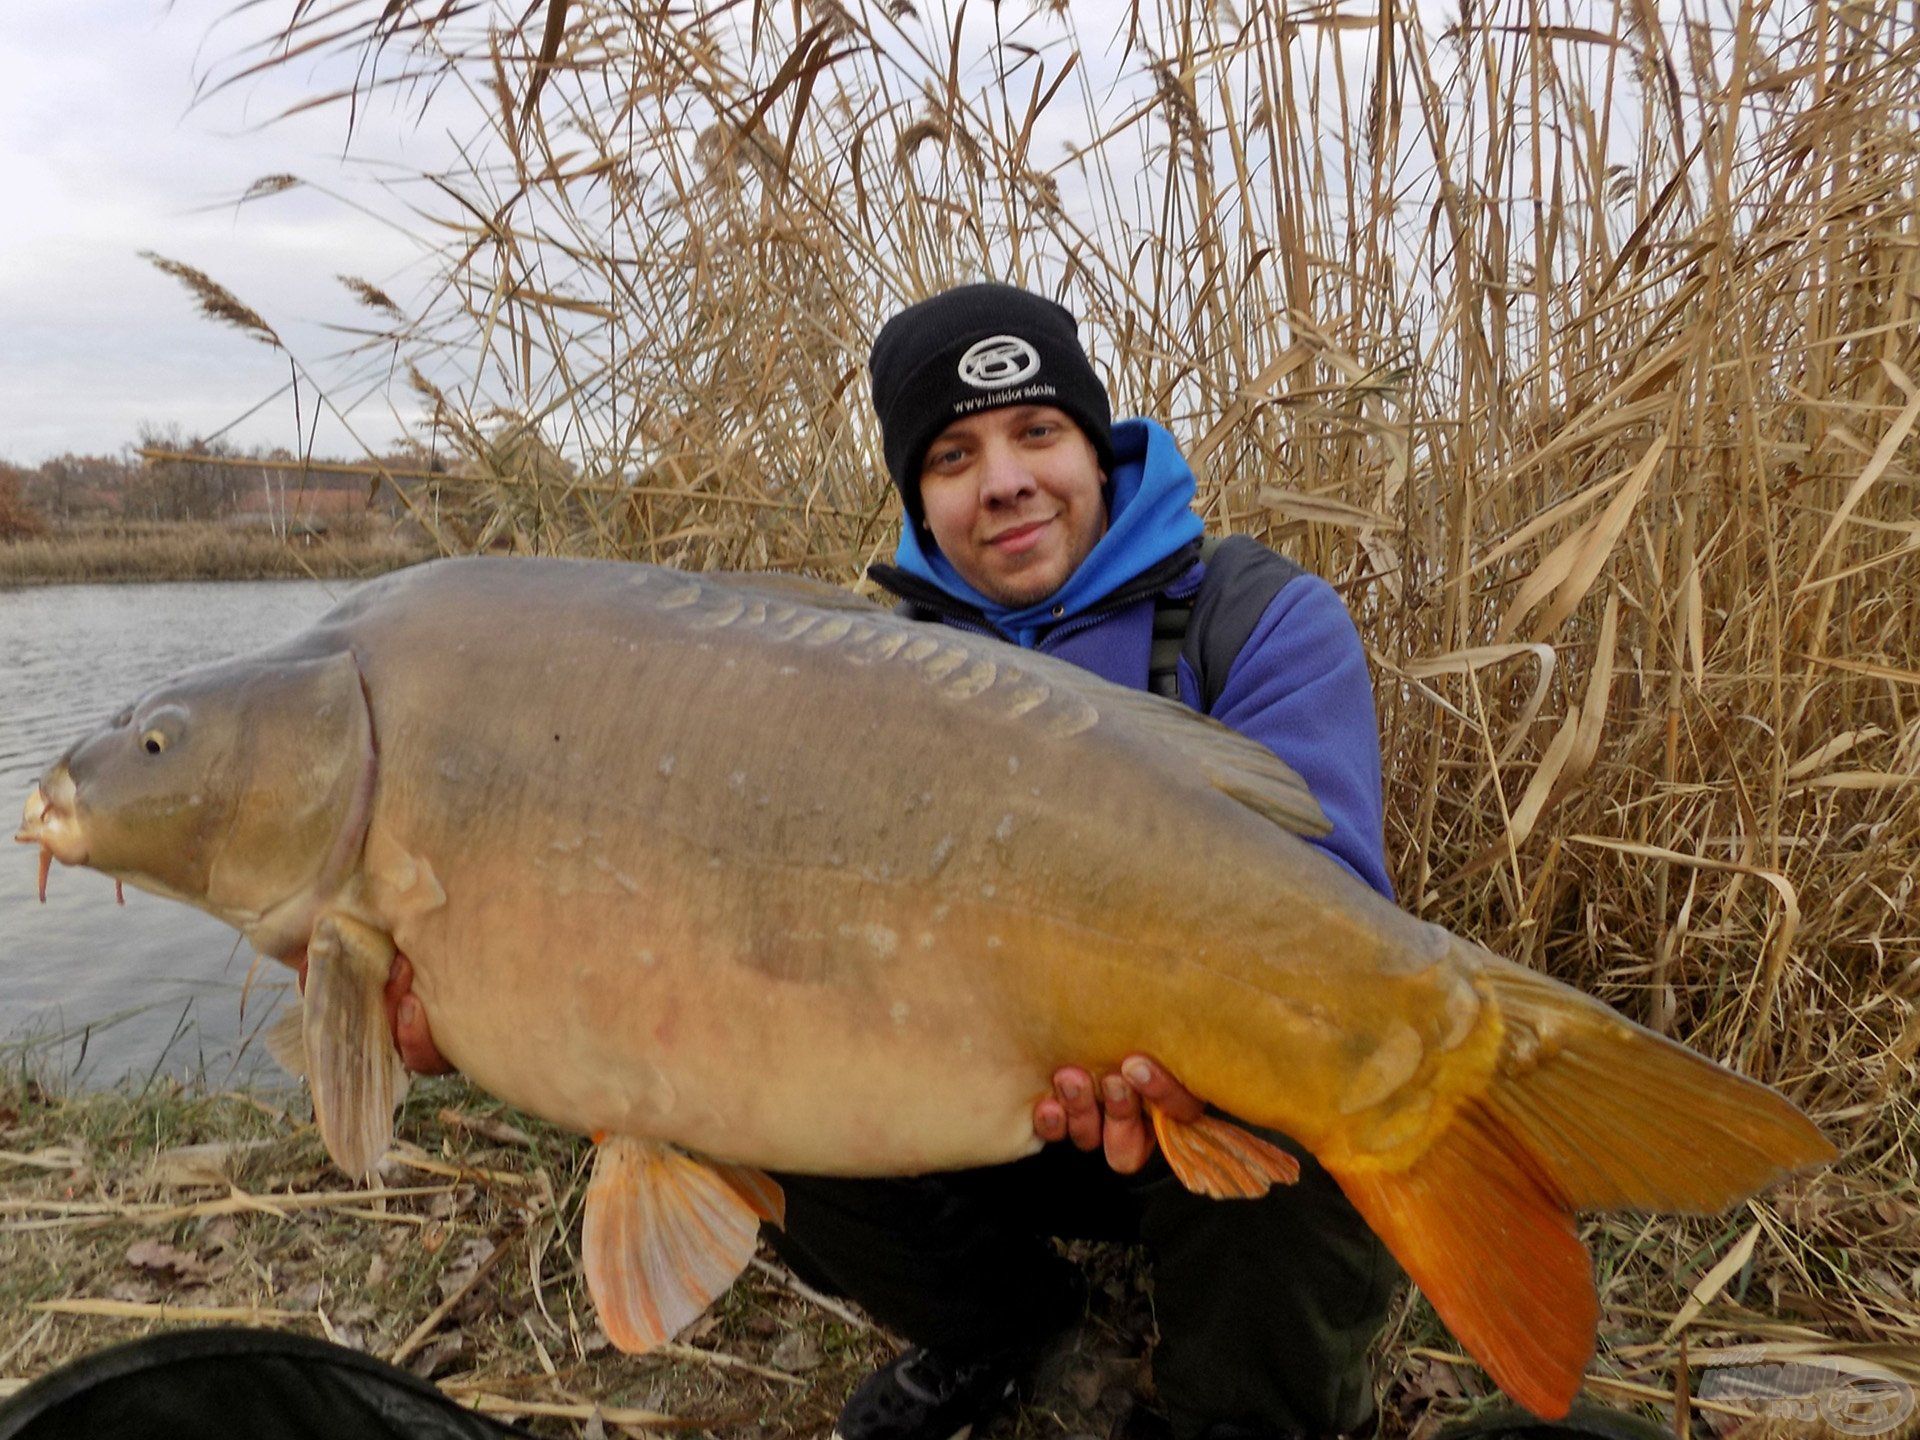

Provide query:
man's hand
left=1033, top=1055, right=1204, bottom=1174
left=384, top=953, right=453, bottom=1075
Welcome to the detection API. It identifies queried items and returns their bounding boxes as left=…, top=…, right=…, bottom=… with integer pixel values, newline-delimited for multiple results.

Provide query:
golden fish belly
left=378, top=838, right=1063, bottom=1174
left=372, top=805, right=1478, bottom=1178
left=335, top=558, right=1489, bottom=1176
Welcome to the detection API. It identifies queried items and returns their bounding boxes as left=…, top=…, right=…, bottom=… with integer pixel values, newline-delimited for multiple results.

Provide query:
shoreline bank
left=0, top=522, right=436, bottom=588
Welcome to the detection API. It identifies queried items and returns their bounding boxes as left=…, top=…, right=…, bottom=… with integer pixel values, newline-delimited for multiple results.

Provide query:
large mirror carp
left=17, top=556, right=1833, bottom=1417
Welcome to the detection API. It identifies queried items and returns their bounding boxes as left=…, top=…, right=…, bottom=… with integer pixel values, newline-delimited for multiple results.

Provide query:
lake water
left=1, top=580, right=351, bottom=1088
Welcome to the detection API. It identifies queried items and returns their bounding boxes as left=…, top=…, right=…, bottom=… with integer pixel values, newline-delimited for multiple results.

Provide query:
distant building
left=227, top=485, right=370, bottom=540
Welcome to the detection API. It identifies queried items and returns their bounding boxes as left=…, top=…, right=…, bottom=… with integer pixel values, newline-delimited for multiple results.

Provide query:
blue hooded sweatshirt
left=877, top=418, right=1393, bottom=897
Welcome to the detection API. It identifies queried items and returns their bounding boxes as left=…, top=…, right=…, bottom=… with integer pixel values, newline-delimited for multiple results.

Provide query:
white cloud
left=0, top=0, right=472, bottom=462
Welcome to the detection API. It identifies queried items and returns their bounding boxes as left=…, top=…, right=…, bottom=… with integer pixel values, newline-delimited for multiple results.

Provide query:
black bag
left=0, top=1327, right=536, bottom=1440
left=1434, top=1402, right=1673, bottom=1440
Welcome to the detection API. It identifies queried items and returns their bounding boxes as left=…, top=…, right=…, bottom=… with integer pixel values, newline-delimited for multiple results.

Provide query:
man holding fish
left=24, top=283, right=1829, bottom=1438
left=392, top=281, right=1404, bottom=1440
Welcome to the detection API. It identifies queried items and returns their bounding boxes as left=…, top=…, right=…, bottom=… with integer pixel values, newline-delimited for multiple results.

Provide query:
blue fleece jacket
left=889, top=419, right=1393, bottom=897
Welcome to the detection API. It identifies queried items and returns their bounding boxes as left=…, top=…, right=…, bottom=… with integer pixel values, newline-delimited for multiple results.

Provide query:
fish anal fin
left=1330, top=1104, right=1594, bottom=1420
left=303, top=914, right=405, bottom=1181
left=1149, top=1107, right=1302, bottom=1199
left=583, top=1136, right=767, bottom=1354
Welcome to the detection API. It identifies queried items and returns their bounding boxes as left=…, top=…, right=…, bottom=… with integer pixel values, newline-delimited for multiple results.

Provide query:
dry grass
left=8, top=1071, right=1910, bottom=1438
left=3, top=1067, right=1904, bottom=1436
left=21, top=0, right=1916, bottom=1430
left=0, top=519, right=432, bottom=586
left=0, top=1073, right=1178, bottom=1438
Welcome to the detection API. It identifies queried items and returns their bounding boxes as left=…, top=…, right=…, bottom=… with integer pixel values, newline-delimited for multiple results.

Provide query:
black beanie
left=869, top=283, right=1115, bottom=528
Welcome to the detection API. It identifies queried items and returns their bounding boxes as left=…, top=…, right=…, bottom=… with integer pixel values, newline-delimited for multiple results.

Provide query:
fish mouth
left=16, top=765, right=89, bottom=899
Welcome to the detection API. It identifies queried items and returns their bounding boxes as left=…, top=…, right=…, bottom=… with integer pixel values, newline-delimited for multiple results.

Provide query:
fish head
left=16, top=647, right=376, bottom=950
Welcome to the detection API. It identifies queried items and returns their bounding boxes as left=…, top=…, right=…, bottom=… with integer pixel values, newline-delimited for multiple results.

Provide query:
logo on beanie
left=957, top=335, right=1041, bottom=389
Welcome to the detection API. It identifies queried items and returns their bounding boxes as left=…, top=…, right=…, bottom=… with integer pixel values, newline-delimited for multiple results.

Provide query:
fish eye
left=141, top=730, right=168, bottom=756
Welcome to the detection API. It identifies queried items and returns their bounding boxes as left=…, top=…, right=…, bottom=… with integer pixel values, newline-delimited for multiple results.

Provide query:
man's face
left=917, top=404, right=1108, bottom=608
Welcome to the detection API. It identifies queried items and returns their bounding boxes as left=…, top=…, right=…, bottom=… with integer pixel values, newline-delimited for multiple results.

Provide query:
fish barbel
left=15, top=556, right=1833, bottom=1416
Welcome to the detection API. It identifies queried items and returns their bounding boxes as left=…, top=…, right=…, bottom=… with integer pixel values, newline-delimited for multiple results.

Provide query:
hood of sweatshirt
left=887, top=417, right=1205, bottom=646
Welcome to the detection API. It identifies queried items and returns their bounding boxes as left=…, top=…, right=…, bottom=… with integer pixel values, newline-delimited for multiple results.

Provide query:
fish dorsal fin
left=1069, top=681, right=1332, bottom=838
left=302, top=914, right=407, bottom=1181
left=668, top=566, right=1327, bottom=837
left=582, top=1136, right=783, bottom=1353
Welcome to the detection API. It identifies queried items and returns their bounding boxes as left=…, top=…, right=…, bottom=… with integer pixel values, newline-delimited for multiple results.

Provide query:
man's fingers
left=1033, top=1097, right=1068, bottom=1143
left=1099, top=1073, right=1154, bottom=1174
left=384, top=952, right=454, bottom=1076
left=1040, top=1058, right=1200, bottom=1172
left=1120, top=1055, right=1205, bottom=1123
left=1053, top=1068, right=1103, bottom=1152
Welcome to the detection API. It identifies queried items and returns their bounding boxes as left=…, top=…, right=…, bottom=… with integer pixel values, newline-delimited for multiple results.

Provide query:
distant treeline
left=0, top=426, right=437, bottom=540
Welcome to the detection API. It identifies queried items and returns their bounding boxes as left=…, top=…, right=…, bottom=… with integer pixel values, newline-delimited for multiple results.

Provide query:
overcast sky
left=0, top=0, right=1199, bottom=466
left=0, top=1, right=464, bottom=463
left=0, top=1, right=1622, bottom=468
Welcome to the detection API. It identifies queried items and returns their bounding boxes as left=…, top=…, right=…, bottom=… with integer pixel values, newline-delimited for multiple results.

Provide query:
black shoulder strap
left=1148, top=534, right=1306, bottom=708
left=1146, top=537, right=1214, bottom=698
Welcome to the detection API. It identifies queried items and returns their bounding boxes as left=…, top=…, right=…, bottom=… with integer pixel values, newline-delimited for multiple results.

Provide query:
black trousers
left=766, top=1125, right=1400, bottom=1440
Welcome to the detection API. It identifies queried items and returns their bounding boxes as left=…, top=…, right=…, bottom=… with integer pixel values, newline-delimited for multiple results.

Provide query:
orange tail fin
left=1335, top=1104, right=1595, bottom=1418
left=1329, top=947, right=1837, bottom=1419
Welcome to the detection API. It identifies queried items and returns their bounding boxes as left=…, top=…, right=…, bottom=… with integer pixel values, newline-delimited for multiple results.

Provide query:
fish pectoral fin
left=1149, top=1108, right=1302, bottom=1199
left=302, top=914, right=405, bottom=1182
left=583, top=1136, right=774, bottom=1353
left=264, top=998, right=309, bottom=1079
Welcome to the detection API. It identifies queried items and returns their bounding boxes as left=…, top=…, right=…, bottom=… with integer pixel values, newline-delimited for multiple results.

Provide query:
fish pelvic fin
left=582, top=1136, right=780, bottom=1353
left=712, top=1160, right=786, bottom=1226
left=1330, top=1106, right=1595, bottom=1420
left=1149, top=1107, right=1301, bottom=1199
left=302, top=915, right=406, bottom=1182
